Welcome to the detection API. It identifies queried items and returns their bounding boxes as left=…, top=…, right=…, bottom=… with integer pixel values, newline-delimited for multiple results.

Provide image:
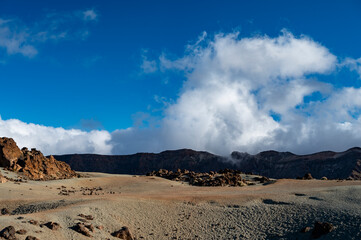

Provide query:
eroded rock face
left=0, top=137, right=77, bottom=180
left=0, top=137, right=22, bottom=167
left=19, top=148, right=77, bottom=180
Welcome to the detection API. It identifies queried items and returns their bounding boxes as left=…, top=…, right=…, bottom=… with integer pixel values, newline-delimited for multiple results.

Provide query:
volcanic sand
left=0, top=169, right=361, bottom=240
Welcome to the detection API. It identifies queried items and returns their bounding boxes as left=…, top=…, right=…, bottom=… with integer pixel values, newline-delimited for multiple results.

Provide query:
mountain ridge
left=53, top=147, right=361, bottom=180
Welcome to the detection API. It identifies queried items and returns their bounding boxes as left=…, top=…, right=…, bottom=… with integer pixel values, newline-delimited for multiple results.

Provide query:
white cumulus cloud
left=0, top=116, right=112, bottom=155
left=3, top=30, right=361, bottom=156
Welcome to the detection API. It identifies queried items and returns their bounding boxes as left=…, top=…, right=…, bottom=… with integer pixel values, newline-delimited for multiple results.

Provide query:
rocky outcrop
left=0, top=137, right=22, bottom=167
left=147, top=168, right=270, bottom=187
left=0, top=137, right=77, bottom=180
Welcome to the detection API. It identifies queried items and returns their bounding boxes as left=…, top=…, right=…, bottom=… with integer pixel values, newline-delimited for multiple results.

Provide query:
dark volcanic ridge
left=54, top=147, right=361, bottom=180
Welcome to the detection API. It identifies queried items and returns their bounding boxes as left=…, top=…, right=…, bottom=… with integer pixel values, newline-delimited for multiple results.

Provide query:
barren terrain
left=1, top=168, right=361, bottom=240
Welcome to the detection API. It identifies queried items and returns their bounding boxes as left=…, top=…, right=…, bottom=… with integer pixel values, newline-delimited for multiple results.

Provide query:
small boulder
left=0, top=226, right=16, bottom=240
left=312, top=221, right=334, bottom=239
left=28, top=220, right=38, bottom=225
left=112, top=226, right=134, bottom=240
left=78, top=214, right=94, bottom=220
left=300, top=226, right=312, bottom=233
left=321, top=176, right=328, bottom=180
left=73, top=222, right=93, bottom=237
left=302, top=173, right=313, bottom=180
left=43, top=222, right=60, bottom=230
left=25, top=236, right=39, bottom=240
left=16, top=229, right=27, bottom=235
left=1, top=208, right=10, bottom=215
left=0, top=175, right=8, bottom=183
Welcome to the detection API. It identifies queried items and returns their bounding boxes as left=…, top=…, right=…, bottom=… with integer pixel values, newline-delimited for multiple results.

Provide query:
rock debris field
left=1, top=166, right=361, bottom=240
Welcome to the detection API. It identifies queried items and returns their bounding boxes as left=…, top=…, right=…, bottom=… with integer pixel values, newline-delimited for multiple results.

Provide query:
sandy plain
left=0, top=168, right=360, bottom=240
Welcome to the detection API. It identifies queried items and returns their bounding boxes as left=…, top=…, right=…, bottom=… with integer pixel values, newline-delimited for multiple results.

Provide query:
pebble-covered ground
left=0, top=169, right=360, bottom=240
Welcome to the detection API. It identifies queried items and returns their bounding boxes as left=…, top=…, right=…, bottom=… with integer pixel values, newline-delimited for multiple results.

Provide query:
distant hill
left=53, top=148, right=361, bottom=180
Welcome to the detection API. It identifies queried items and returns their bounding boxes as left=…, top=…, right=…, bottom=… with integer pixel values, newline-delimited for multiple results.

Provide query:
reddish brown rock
left=16, top=229, right=27, bottom=235
left=0, top=137, right=77, bottom=180
left=73, top=222, right=94, bottom=237
left=78, top=214, right=94, bottom=220
left=28, top=220, right=39, bottom=225
left=111, top=226, right=134, bottom=240
left=0, top=137, right=22, bottom=168
left=147, top=168, right=249, bottom=187
left=0, top=225, right=16, bottom=240
left=0, top=174, right=8, bottom=183
left=25, top=236, right=39, bottom=240
left=43, top=222, right=60, bottom=230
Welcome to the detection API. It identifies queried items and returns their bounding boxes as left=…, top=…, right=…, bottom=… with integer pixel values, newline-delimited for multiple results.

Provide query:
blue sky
left=1, top=0, right=361, bottom=155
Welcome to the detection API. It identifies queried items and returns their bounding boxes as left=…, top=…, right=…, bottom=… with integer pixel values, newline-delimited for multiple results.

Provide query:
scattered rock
left=28, top=220, right=39, bottom=225
left=73, top=222, right=94, bottom=237
left=0, top=226, right=16, bottom=240
left=147, top=168, right=259, bottom=187
left=0, top=174, right=8, bottom=183
left=25, top=236, right=39, bottom=240
left=111, top=226, right=134, bottom=240
left=302, top=173, right=313, bottom=180
left=78, top=214, right=94, bottom=220
left=1, top=207, right=10, bottom=215
left=311, top=221, right=334, bottom=239
left=16, top=229, right=27, bottom=235
left=253, top=176, right=270, bottom=183
left=43, top=222, right=60, bottom=230
left=300, top=226, right=312, bottom=233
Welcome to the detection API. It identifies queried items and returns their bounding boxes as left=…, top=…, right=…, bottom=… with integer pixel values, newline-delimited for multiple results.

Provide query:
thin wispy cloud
left=0, top=8, right=98, bottom=59
left=0, top=18, right=38, bottom=57
left=83, top=9, right=98, bottom=21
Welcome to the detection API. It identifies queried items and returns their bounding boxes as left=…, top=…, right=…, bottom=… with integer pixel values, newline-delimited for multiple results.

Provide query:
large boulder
left=0, top=137, right=77, bottom=180
left=0, top=137, right=22, bottom=167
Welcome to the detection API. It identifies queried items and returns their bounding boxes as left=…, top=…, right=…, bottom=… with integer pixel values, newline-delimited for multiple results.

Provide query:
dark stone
left=25, top=236, right=39, bottom=240
left=312, top=221, right=334, bottom=239
left=300, top=226, right=311, bottom=233
left=43, top=222, right=60, bottom=230
left=1, top=208, right=10, bottom=215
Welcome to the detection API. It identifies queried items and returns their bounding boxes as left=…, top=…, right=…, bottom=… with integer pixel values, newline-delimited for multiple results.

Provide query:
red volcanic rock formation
left=0, top=137, right=77, bottom=180
left=0, top=137, right=22, bottom=167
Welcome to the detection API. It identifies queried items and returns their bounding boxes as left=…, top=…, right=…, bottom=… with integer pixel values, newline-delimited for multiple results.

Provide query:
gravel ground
left=0, top=172, right=360, bottom=240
